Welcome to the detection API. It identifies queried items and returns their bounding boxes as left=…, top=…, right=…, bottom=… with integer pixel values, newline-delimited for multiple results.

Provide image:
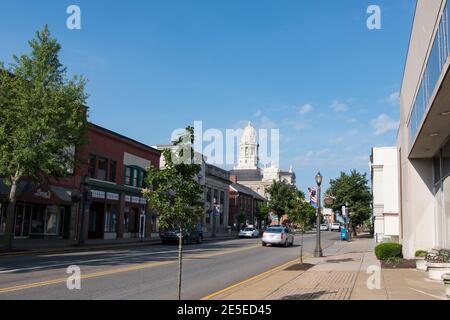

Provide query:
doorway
left=88, top=202, right=105, bottom=239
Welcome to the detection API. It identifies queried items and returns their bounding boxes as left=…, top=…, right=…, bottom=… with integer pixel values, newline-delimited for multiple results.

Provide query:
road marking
left=0, top=244, right=260, bottom=294
left=408, top=287, right=448, bottom=300
left=201, top=254, right=312, bottom=300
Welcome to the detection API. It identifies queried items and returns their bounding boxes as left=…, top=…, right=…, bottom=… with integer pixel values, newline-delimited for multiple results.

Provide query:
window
left=220, top=191, right=225, bottom=225
left=31, top=206, right=45, bottom=234
left=89, top=155, right=96, bottom=178
left=45, top=206, right=59, bottom=235
left=97, top=157, right=108, bottom=181
left=0, top=201, right=6, bottom=234
left=124, top=166, right=146, bottom=188
left=104, top=204, right=117, bottom=233
left=125, top=167, right=132, bottom=186
left=110, top=160, right=117, bottom=183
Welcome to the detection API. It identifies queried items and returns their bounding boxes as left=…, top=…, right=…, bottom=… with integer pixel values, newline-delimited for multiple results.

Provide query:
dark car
left=159, top=226, right=203, bottom=245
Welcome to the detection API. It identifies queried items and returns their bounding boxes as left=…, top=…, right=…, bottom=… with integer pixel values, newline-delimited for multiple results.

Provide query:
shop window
left=104, top=204, right=117, bottom=233
left=31, top=206, right=45, bottom=234
left=45, top=206, right=59, bottom=235
left=124, top=207, right=130, bottom=233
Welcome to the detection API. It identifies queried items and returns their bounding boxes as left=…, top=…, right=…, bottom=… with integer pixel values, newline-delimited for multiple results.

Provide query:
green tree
left=143, top=126, right=203, bottom=300
left=236, top=212, right=247, bottom=230
left=0, top=26, right=88, bottom=251
left=255, top=202, right=269, bottom=229
left=325, top=170, right=372, bottom=236
left=266, top=180, right=296, bottom=223
left=287, top=190, right=316, bottom=263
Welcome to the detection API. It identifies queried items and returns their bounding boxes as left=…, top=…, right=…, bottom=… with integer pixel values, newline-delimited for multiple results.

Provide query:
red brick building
left=0, top=123, right=161, bottom=242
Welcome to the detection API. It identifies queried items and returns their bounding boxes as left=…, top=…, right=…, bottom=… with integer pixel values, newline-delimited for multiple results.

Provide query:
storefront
left=0, top=181, right=74, bottom=239
left=88, top=189, right=120, bottom=240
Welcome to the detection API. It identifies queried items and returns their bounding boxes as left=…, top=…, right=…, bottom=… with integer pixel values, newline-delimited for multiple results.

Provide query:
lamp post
left=314, top=172, right=323, bottom=258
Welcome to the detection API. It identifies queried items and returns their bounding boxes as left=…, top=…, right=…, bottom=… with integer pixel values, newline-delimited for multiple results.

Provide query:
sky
left=0, top=0, right=416, bottom=193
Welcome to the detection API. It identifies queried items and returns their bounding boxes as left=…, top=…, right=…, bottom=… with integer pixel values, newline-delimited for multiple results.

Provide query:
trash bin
left=340, top=228, right=348, bottom=241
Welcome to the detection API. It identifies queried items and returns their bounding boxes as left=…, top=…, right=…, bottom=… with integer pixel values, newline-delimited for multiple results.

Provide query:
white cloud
left=299, top=103, right=313, bottom=115
left=253, top=110, right=262, bottom=118
left=330, top=100, right=349, bottom=113
left=371, top=114, right=399, bottom=136
left=385, top=91, right=400, bottom=106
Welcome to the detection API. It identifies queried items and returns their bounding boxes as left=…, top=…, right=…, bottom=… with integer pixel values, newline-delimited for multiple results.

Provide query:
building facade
left=230, top=122, right=296, bottom=198
left=0, top=123, right=161, bottom=242
left=370, top=147, right=400, bottom=243
left=398, top=0, right=450, bottom=258
left=229, top=175, right=266, bottom=229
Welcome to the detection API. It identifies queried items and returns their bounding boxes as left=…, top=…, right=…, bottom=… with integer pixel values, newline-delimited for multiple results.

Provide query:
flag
left=308, top=187, right=318, bottom=209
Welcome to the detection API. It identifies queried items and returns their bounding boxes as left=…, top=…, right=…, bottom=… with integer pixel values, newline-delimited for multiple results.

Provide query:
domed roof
left=241, top=122, right=257, bottom=145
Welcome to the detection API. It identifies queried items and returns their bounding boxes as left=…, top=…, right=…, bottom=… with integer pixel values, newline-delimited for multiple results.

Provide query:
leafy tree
left=266, top=180, right=296, bottom=223
left=255, top=202, right=269, bottom=229
left=287, top=190, right=316, bottom=263
left=143, top=126, right=203, bottom=300
left=325, top=170, right=372, bottom=236
left=0, top=26, right=88, bottom=250
left=236, top=212, right=247, bottom=230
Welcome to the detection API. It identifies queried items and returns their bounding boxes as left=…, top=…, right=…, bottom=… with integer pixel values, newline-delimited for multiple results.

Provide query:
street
left=0, top=232, right=338, bottom=300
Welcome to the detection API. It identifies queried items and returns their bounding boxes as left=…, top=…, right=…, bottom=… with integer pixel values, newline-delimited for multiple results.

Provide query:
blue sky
left=0, top=0, right=416, bottom=193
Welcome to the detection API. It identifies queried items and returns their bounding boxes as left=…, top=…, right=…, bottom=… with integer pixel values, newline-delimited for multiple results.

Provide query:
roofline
left=90, top=123, right=161, bottom=155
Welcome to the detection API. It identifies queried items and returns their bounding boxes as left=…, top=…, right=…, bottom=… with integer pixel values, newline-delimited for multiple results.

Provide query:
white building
left=230, top=122, right=296, bottom=198
left=370, top=147, right=400, bottom=243
left=397, top=0, right=450, bottom=258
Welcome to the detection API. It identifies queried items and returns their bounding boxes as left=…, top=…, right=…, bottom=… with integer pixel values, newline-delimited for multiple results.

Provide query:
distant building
left=230, top=122, right=296, bottom=198
left=370, top=147, right=400, bottom=243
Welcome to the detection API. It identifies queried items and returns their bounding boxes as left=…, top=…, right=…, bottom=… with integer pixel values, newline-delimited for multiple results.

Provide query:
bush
left=375, top=243, right=403, bottom=261
left=415, top=250, right=427, bottom=258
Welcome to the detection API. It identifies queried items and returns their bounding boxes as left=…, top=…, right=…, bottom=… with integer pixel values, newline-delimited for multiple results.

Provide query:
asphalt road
left=0, top=231, right=339, bottom=300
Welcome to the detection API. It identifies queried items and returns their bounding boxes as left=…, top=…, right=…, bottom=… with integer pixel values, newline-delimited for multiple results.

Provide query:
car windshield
left=266, top=228, right=283, bottom=233
left=243, top=228, right=254, bottom=231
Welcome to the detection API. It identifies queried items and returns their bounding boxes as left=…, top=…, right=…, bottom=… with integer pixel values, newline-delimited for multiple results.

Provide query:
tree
left=0, top=26, right=88, bottom=251
left=266, top=180, right=296, bottom=223
left=143, top=126, right=203, bottom=300
left=287, top=190, right=316, bottom=263
left=325, top=170, right=372, bottom=236
left=255, top=202, right=269, bottom=229
left=236, top=212, right=247, bottom=230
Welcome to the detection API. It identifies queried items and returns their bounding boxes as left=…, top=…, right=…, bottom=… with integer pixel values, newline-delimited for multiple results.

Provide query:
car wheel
left=284, top=241, right=289, bottom=248
left=262, top=242, right=267, bottom=247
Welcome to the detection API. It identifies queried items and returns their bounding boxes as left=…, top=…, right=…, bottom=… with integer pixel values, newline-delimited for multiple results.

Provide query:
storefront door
left=15, top=204, right=32, bottom=238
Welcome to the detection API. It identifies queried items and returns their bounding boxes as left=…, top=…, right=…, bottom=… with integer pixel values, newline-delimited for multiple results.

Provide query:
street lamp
left=314, top=172, right=323, bottom=257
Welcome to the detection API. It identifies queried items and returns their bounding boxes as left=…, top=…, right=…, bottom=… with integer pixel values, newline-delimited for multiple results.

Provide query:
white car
left=262, top=226, right=294, bottom=247
left=239, top=227, right=259, bottom=238
left=330, top=223, right=341, bottom=232
left=320, top=224, right=329, bottom=231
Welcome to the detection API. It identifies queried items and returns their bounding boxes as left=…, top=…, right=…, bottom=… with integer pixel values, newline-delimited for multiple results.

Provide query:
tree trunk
left=300, top=227, right=304, bottom=264
left=3, top=178, right=18, bottom=251
left=177, top=228, right=183, bottom=300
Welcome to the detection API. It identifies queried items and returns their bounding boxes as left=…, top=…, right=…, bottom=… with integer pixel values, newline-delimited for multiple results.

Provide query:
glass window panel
left=45, top=206, right=59, bottom=234
left=125, top=167, right=131, bottom=186
left=110, top=160, right=116, bottom=182
left=105, top=204, right=117, bottom=233
left=89, top=155, right=96, bottom=178
left=97, top=157, right=108, bottom=181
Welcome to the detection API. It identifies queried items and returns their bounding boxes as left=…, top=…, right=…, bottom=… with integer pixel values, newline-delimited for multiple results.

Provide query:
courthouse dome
left=241, top=122, right=257, bottom=145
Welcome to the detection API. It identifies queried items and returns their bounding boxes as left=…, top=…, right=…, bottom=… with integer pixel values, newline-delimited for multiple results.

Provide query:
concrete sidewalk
left=210, top=237, right=449, bottom=300
left=0, top=233, right=238, bottom=257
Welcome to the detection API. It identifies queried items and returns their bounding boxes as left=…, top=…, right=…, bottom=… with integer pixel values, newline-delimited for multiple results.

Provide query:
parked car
left=160, top=226, right=203, bottom=244
left=320, top=224, right=329, bottom=231
left=262, top=226, right=294, bottom=247
left=239, top=227, right=260, bottom=238
left=330, top=223, right=341, bottom=232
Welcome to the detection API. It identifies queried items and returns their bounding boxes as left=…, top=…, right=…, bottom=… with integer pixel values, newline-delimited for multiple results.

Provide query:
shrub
left=375, top=243, right=403, bottom=261
left=385, top=256, right=404, bottom=266
left=415, top=250, right=427, bottom=258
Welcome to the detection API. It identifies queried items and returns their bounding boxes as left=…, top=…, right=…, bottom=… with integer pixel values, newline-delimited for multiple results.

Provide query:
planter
left=443, top=274, right=450, bottom=298
left=415, top=257, right=427, bottom=271
left=427, top=262, right=450, bottom=281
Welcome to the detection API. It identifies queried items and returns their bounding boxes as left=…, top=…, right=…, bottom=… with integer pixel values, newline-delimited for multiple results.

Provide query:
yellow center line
left=0, top=244, right=260, bottom=294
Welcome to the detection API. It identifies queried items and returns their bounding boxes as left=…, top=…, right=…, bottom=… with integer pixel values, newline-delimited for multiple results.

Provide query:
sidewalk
left=0, top=233, right=237, bottom=257
left=209, top=236, right=449, bottom=300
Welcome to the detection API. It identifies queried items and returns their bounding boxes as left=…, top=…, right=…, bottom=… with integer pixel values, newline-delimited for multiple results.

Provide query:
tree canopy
left=325, top=170, right=372, bottom=229
left=287, top=190, right=316, bottom=230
